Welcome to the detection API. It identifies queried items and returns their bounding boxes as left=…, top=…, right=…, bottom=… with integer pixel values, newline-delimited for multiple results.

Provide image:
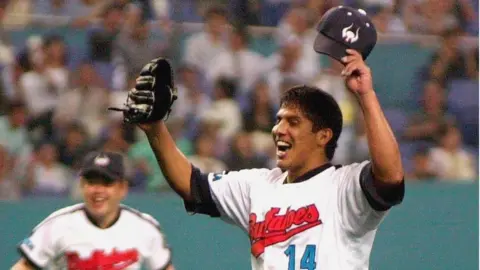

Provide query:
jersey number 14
left=284, top=245, right=317, bottom=270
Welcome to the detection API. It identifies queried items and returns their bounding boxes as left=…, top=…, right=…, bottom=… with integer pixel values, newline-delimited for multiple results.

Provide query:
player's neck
left=85, top=208, right=121, bottom=229
left=286, top=160, right=331, bottom=184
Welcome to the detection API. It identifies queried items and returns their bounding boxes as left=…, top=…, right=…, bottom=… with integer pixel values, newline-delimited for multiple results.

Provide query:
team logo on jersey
left=66, top=248, right=139, bottom=270
left=20, top=238, right=34, bottom=250
left=213, top=171, right=228, bottom=181
left=249, top=204, right=322, bottom=257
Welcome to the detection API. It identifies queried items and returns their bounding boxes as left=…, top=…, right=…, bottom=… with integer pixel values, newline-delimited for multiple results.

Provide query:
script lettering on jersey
left=249, top=204, right=322, bottom=257
left=65, top=248, right=139, bottom=270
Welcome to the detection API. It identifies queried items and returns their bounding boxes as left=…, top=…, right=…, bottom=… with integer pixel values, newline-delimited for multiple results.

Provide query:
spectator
left=171, top=64, right=211, bottom=123
left=0, top=1, right=15, bottom=103
left=0, top=99, right=31, bottom=160
left=87, top=3, right=124, bottom=89
left=113, top=19, right=160, bottom=91
left=43, top=35, right=69, bottom=94
left=54, top=61, right=109, bottom=139
left=266, top=41, right=304, bottom=105
left=428, top=125, right=476, bottom=180
left=404, top=80, right=455, bottom=142
left=0, top=144, right=20, bottom=201
left=99, top=121, right=131, bottom=154
left=242, top=79, right=276, bottom=155
left=34, top=0, right=71, bottom=16
left=200, top=77, right=242, bottom=141
left=20, top=36, right=58, bottom=142
left=2, top=0, right=31, bottom=28
left=274, top=6, right=320, bottom=82
left=425, top=28, right=472, bottom=85
left=171, top=64, right=212, bottom=138
left=57, top=122, right=91, bottom=170
left=206, top=24, right=267, bottom=93
left=188, top=129, right=227, bottom=173
left=88, top=3, right=124, bottom=62
left=24, top=141, right=73, bottom=196
left=229, top=0, right=261, bottom=25
left=402, top=0, right=475, bottom=35
left=243, top=79, right=276, bottom=133
left=183, top=5, right=229, bottom=74
left=406, top=147, right=436, bottom=180
left=369, top=4, right=406, bottom=34
left=123, top=2, right=144, bottom=31
left=224, top=132, right=269, bottom=171
left=305, top=0, right=339, bottom=17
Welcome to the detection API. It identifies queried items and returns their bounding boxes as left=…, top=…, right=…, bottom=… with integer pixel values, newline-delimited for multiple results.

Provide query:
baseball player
left=11, top=151, right=174, bottom=270
left=109, top=6, right=405, bottom=270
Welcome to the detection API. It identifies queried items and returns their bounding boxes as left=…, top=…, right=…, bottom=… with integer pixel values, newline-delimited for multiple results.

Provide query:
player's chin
left=276, top=158, right=290, bottom=170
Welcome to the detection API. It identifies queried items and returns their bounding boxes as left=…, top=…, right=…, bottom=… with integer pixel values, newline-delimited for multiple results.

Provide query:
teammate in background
left=126, top=6, right=405, bottom=270
left=11, top=151, right=174, bottom=270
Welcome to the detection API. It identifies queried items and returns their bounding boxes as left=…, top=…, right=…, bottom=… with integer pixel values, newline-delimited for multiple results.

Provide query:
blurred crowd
left=0, top=0, right=478, bottom=201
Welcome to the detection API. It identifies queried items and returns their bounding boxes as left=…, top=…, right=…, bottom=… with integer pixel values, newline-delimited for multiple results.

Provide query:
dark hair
left=44, top=34, right=64, bottom=48
left=204, top=5, right=228, bottom=20
left=44, top=34, right=68, bottom=65
left=215, top=77, right=237, bottom=98
left=280, top=85, right=343, bottom=160
left=102, top=2, right=124, bottom=17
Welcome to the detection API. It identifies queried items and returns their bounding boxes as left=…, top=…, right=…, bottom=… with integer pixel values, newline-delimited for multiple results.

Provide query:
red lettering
left=66, top=248, right=139, bottom=270
left=305, top=204, right=320, bottom=223
left=248, top=204, right=323, bottom=257
left=293, top=207, right=307, bottom=225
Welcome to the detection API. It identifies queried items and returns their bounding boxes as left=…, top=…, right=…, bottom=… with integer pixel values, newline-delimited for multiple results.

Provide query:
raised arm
left=109, top=58, right=196, bottom=201
left=341, top=49, right=404, bottom=183
left=139, top=121, right=193, bottom=201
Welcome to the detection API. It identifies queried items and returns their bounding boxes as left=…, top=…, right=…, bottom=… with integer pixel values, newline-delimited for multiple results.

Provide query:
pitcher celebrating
left=111, top=6, right=405, bottom=270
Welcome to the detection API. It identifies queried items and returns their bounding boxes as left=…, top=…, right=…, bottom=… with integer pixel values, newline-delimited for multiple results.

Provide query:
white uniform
left=18, top=203, right=172, bottom=270
left=187, top=161, right=404, bottom=270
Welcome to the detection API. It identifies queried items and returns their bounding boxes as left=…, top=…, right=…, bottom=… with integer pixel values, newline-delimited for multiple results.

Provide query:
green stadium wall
left=1, top=182, right=477, bottom=269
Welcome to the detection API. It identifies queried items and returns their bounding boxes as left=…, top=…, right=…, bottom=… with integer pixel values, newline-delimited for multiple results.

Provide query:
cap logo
left=94, top=155, right=110, bottom=167
left=342, top=24, right=360, bottom=43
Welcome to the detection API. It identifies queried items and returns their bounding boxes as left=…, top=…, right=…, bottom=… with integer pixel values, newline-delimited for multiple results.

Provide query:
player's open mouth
left=92, top=197, right=107, bottom=207
left=276, top=141, right=292, bottom=158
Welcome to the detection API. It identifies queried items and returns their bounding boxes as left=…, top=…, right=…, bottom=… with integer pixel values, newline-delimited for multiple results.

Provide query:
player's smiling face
left=272, top=105, right=324, bottom=173
left=81, top=176, right=128, bottom=224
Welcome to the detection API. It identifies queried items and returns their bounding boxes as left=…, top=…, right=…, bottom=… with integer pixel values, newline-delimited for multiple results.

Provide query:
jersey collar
left=283, top=163, right=334, bottom=184
left=83, top=207, right=122, bottom=229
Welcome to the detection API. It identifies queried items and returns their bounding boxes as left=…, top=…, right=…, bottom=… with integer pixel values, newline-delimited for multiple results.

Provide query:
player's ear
left=316, top=128, right=333, bottom=147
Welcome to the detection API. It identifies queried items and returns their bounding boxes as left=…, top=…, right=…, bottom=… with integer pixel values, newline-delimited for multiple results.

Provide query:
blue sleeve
left=183, top=165, right=221, bottom=217
left=359, top=163, right=405, bottom=211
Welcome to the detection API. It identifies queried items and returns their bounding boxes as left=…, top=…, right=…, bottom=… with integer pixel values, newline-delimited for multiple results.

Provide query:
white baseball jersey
left=187, top=161, right=404, bottom=270
left=18, top=203, right=172, bottom=270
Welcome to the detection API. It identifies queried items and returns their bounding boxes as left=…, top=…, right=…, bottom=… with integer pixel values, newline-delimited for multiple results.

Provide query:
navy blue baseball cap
left=313, top=6, right=377, bottom=63
left=80, top=151, right=125, bottom=182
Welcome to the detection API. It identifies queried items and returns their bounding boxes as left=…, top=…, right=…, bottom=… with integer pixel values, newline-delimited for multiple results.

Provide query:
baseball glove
left=108, top=58, right=177, bottom=124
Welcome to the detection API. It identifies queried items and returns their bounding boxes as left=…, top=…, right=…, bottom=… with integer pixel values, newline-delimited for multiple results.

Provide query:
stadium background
left=0, top=0, right=478, bottom=269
